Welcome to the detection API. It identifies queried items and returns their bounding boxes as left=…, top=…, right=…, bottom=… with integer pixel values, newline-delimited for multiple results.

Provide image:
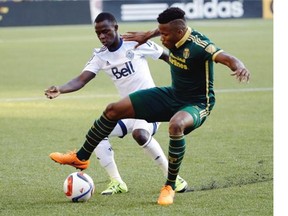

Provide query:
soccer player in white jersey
left=45, top=12, right=188, bottom=195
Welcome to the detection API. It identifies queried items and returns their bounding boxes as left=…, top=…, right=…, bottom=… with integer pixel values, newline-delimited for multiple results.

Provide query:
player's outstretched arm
left=122, top=29, right=160, bottom=48
left=44, top=71, right=96, bottom=99
left=215, top=52, right=250, bottom=83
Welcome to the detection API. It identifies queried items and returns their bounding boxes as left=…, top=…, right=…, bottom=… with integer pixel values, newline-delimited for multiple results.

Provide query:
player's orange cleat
left=49, top=150, right=89, bottom=170
left=157, top=185, right=175, bottom=205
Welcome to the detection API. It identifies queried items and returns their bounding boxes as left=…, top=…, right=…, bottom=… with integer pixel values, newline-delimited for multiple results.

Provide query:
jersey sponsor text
left=111, top=61, right=135, bottom=79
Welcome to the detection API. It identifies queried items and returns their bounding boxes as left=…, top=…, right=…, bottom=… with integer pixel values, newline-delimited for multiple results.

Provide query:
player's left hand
left=231, top=68, right=250, bottom=83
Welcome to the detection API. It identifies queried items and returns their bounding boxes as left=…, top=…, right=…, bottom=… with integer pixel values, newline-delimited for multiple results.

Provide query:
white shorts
left=108, top=119, right=160, bottom=138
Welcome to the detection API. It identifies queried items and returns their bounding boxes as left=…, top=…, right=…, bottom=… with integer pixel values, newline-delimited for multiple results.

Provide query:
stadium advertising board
left=100, top=0, right=263, bottom=22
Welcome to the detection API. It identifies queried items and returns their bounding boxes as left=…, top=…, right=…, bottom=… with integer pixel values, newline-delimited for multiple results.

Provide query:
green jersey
left=169, top=27, right=223, bottom=105
left=129, top=27, right=223, bottom=130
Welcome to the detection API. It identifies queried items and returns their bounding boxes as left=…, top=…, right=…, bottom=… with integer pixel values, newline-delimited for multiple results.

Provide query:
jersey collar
left=175, top=27, right=192, bottom=49
left=108, top=38, right=123, bottom=52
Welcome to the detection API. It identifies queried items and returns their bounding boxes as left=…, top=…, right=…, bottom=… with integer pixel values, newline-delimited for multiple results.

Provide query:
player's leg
left=166, top=111, right=192, bottom=188
left=158, top=105, right=209, bottom=205
left=131, top=120, right=168, bottom=174
left=94, top=138, right=128, bottom=195
left=94, top=121, right=132, bottom=195
left=49, top=96, right=135, bottom=170
left=131, top=120, right=188, bottom=193
left=77, top=97, right=135, bottom=161
left=156, top=110, right=192, bottom=205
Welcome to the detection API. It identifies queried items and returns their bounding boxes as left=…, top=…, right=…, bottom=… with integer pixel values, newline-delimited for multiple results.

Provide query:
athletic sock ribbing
left=77, top=114, right=117, bottom=161
left=166, top=134, right=186, bottom=190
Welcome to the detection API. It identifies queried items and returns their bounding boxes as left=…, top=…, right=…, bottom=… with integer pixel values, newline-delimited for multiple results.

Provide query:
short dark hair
left=157, top=7, right=185, bottom=24
left=94, top=12, right=117, bottom=24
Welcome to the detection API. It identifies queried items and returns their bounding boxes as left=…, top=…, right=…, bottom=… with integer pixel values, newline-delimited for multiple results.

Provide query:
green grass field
left=0, top=19, right=273, bottom=216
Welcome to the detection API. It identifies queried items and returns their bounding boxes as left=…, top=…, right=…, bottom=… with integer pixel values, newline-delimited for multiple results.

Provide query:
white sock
left=142, top=137, right=168, bottom=177
left=94, top=139, right=124, bottom=184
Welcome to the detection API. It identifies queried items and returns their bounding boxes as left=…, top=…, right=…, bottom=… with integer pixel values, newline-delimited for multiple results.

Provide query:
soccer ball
left=63, top=172, right=95, bottom=202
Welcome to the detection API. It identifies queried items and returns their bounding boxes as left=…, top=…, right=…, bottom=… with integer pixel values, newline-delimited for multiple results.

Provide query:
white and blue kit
left=83, top=39, right=163, bottom=139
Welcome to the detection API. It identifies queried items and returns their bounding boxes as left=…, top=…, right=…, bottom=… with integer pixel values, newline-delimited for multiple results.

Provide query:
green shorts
left=129, top=86, right=215, bottom=132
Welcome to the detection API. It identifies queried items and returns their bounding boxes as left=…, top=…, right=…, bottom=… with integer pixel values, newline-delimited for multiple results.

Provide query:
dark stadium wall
left=0, top=0, right=91, bottom=27
left=0, top=0, right=272, bottom=27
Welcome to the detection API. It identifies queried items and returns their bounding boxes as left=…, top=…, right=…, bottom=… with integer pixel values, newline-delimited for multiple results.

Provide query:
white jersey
left=83, top=40, right=163, bottom=98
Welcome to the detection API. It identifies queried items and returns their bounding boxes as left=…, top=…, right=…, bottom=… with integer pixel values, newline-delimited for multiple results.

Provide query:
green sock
left=77, top=114, right=117, bottom=161
left=166, top=134, right=186, bottom=190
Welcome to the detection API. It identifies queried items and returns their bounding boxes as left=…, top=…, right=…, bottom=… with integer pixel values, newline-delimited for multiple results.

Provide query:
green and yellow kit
left=130, top=27, right=223, bottom=132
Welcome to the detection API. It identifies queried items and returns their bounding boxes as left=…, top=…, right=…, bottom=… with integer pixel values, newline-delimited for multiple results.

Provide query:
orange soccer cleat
left=157, top=185, right=175, bottom=205
left=49, top=150, right=89, bottom=170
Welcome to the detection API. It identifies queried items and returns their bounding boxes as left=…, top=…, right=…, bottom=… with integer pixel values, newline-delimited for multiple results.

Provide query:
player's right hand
left=44, top=86, right=60, bottom=99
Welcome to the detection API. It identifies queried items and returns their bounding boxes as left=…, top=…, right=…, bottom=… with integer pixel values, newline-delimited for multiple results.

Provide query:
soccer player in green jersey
left=50, top=7, right=250, bottom=205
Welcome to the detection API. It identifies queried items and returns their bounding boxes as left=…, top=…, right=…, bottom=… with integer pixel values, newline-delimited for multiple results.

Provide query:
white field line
left=1, top=36, right=95, bottom=43
left=0, top=94, right=118, bottom=103
left=215, top=87, right=273, bottom=93
left=0, top=87, right=273, bottom=103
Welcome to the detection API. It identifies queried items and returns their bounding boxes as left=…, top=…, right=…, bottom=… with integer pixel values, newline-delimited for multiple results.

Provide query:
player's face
left=158, top=23, right=182, bottom=50
left=95, top=20, right=118, bottom=48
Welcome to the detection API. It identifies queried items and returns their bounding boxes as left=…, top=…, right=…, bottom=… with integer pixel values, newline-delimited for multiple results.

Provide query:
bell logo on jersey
left=111, top=61, right=135, bottom=79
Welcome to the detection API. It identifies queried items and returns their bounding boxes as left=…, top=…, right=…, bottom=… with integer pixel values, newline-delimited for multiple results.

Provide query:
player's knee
left=104, top=103, right=119, bottom=120
left=132, top=129, right=150, bottom=146
left=169, top=120, right=185, bottom=136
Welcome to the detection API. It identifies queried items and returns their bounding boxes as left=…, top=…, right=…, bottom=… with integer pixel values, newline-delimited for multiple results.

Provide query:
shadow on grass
left=184, top=170, right=273, bottom=192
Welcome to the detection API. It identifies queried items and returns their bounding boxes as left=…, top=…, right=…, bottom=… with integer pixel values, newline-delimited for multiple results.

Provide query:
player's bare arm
left=122, top=29, right=160, bottom=48
left=159, top=50, right=170, bottom=63
left=45, top=71, right=95, bottom=99
left=215, top=51, right=250, bottom=83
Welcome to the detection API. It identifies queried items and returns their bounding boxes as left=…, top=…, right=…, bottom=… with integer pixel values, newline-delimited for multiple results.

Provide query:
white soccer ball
left=63, top=172, right=95, bottom=202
